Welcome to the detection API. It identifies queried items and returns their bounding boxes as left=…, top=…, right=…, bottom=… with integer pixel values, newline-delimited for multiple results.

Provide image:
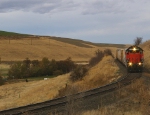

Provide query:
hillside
left=0, top=30, right=125, bottom=62
left=140, top=40, right=150, bottom=71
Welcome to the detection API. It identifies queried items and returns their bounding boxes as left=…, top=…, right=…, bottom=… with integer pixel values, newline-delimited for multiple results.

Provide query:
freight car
left=116, top=45, right=144, bottom=72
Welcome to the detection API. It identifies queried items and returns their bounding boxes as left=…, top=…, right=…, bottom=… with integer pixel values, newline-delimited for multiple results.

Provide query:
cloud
left=0, top=0, right=150, bottom=44
left=0, top=0, right=150, bottom=15
left=80, top=0, right=150, bottom=15
left=81, top=0, right=124, bottom=15
left=0, top=0, right=78, bottom=13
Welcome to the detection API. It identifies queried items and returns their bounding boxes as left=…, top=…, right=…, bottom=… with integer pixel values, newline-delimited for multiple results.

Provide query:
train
left=116, top=45, right=144, bottom=73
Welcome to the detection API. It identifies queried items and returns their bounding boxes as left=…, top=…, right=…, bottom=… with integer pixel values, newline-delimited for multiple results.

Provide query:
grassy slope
left=63, top=55, right=125, bottom=93
left=0, top=74, right=70, bottom=110
left=50, top=37, right=126, bottom=48
left=140, top=40, right=150, bottom=71
left=0, top=30, right=30, bottom=38
left=0, top=38, right=99, bottom=62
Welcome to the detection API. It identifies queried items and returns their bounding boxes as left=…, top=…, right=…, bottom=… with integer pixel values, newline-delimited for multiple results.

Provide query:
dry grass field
left=0, top=73, right=70, bottom=110
left=0, top=37, right=120, bottom=62
left=80, top=75, right=150, bottom=115
left=140, top=40, right=150, bottom=72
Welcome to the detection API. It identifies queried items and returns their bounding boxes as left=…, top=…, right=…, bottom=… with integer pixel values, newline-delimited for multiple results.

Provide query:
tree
left=23, top=58, right=31, bottom=68
left=31, top=60, right=40, bottom=66
left=57, top=57, right=75, bottom=74
left=134, top=37, right=143, bottom=46
left=40, top=57, right=51, bottom=75
left=8, top=62, right=22, bottom=79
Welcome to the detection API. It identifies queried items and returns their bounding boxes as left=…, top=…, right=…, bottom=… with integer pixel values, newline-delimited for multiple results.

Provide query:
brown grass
left=80, top=75, right=150, bottom=115
left=74, top=56, right=121, bottom=90
left=81, top=109, right=142, bottom=115
left=57, top=55, right=122, bottom=97
left=140, top=40, right=150, bottom=72
left=0, top=73, right=70, bottom=110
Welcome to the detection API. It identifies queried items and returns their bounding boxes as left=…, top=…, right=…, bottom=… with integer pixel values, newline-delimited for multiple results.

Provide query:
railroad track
left=0, top=72, right=142, bottom=115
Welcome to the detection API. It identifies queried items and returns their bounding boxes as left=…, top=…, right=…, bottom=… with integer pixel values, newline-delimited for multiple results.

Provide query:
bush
left=53, top=70, right=63, bottom=76
left=31, top=60, right=40, bottom=66
left=89, top=49, right=112, bottom=66
left=8, top=62, right=22, bottom=79
left=57, top=57, right=75, bottom=74
left=0, top=76, right=4, bottom=85
left=70, top=65, right=88, bottom=82
left=23, top=58, right=31, bottom=68
left=104, top=49, right=112, bottom=56
left=8, top=57, right=76, bottom=79
left=89, top=49, right=104, bottom=66
left=30, top=66, right=41, bottom=77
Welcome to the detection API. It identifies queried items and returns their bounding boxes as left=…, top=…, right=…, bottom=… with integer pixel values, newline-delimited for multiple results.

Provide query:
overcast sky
left=0, top=0, right=150, bottom=44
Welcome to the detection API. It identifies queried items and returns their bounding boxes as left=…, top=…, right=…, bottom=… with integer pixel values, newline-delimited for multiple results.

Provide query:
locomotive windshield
left=126, top=46, right=143, bottom=53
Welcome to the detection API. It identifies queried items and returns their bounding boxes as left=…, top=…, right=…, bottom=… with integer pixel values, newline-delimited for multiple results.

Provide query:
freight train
left=116, top=45, right=144, bottom=73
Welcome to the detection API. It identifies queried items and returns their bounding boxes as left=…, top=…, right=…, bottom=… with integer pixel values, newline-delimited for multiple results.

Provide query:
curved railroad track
left=0, top=72, right=142, bottom=115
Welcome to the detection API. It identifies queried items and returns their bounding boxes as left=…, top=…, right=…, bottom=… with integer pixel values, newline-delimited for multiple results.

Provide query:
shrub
left=8, top=62, right=22, bottom=79
left=50, top=59, right=58, bottom=72
left=89, top=49, right=104, bottom=66
left=104, top=49, right=112, bottom=56
left=0, top=76, right=4, bottom=85
left=8, top=57, right=76, bottom=79
left=23, top=58, right=31, bottom=68
left=30, top=66, right=41, bottom=77
left=89, top=49, right=112, bottom=66
left=31, top=60, right=40, bottom=66
left=57, top=57, right=76, bottom=74
left=53, top=70, right=63, bottom=76
left=40, top=57, right=51, bottom=76
left=70, top=65, right=88, bottom=82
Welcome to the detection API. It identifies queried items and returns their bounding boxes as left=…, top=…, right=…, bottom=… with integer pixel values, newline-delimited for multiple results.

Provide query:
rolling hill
left=0, top=30, right=125, bottom=62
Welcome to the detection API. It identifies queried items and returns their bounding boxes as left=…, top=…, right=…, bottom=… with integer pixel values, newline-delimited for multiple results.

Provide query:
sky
left=0, top=0, right=150, bottom=44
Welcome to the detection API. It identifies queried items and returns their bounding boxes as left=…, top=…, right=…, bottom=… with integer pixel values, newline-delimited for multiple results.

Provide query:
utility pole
left=31, top=37, right=32, bottom=45
left=49, top=38, right=50, bottom=46
left=9, top=37, right=10, bottom=44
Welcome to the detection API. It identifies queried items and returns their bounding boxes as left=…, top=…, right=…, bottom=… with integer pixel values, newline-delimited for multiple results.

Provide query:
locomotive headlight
left=138, top=62, right=142, bottom=66
left=128, top=62, right=132, bottom=66
left=133, top=47, right=136, bottom=51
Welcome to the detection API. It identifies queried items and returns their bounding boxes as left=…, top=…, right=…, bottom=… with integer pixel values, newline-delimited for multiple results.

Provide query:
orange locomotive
left=116, top=45, right=144, bottom=73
